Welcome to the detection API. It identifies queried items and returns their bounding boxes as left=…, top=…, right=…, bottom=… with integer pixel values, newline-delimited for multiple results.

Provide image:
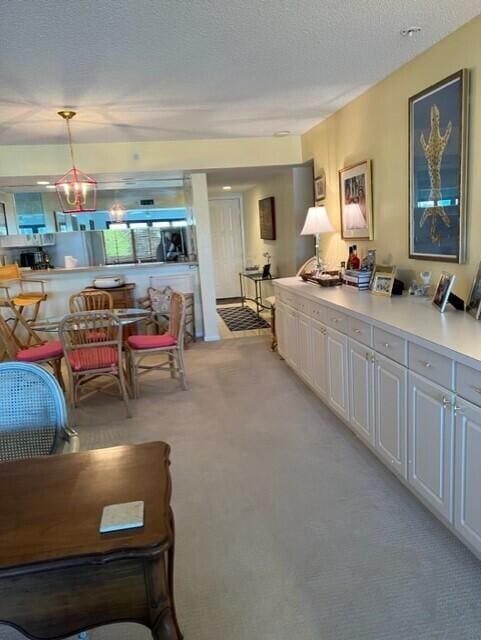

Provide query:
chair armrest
left=20, top=278, right=46, bottom=293
left=0, top=285, right=11, bottom=298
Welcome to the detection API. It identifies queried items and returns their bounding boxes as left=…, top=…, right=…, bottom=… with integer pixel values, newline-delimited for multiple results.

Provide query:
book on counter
left=100, top=500, right=144, bottom=533
left=342, top=269, right=372, bottom=290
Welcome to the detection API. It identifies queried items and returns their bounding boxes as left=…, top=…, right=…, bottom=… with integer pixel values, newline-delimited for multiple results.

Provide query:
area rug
left=217, top=305, right=270, bottom=331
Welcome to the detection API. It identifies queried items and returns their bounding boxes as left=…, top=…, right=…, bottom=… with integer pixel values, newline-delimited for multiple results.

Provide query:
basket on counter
left=300, top=270, right=342, bottom=287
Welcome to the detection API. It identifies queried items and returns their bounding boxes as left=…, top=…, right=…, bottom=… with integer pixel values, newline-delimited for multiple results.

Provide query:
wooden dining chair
left=0, top=313, right=64, bottom=387
left=59, top=311, right=131, bottom=417
left=125, top=291, right=187, bottom=398
left=69, top=290, right=114, bottom=313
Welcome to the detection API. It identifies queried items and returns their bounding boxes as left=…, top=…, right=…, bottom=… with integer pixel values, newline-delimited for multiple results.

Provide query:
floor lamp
left=300, top=206, right=335, bottom=274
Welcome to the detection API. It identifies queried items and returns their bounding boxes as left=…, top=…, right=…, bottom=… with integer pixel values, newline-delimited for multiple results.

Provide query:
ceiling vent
left=140, top=199, right=154, bottom=206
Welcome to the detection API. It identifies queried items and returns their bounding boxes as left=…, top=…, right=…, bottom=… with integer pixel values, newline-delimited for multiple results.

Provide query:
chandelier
left=109, top=203, right=126, bottom=223
left=54, top=110, right=97, bottom=213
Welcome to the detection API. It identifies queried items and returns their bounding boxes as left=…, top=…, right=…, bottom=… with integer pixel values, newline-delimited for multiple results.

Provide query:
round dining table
left=32, top=308, right=152, bottom=333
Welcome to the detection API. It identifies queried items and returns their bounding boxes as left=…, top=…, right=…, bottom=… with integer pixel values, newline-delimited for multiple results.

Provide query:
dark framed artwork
left=409, top=69, right=469, bottom=263
left=339, top=160, right=373, bottom=239
left=259, top=196, right=276, bottom=240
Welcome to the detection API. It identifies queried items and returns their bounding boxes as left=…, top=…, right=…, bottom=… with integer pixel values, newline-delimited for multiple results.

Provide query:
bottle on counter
left=346, top=246, right=353, bottom=270
left=350, top=245, right=360, bottom=270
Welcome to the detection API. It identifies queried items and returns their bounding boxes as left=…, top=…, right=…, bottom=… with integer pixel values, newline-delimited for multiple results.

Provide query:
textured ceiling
left=0, top=0, right=479, bottom=145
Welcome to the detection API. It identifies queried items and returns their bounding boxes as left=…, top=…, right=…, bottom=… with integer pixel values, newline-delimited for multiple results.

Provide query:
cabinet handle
left=442, top=396, right=453, bottom=409
left=354, top=329, right=362, bottom=334
left=383, top=342, right=390, bottom=349
left=454, top=405, right=463, bottom=415
left=419, top=360, right=432, bottom=369
left=370, top=354, right=376, bottom=364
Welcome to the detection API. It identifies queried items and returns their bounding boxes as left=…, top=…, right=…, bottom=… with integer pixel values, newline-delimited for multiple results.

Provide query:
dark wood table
left=0, top=442, right=182, bottom=640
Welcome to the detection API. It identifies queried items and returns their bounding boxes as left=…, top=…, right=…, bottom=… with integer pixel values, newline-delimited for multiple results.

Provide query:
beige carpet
left=3, top=336, right=481, bottom=640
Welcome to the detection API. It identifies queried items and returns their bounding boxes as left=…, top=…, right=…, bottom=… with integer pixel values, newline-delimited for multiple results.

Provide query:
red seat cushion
left=127, top=334, right=177, bottom=350
left=16, top=340, right=63, bottom=362
left=68, top=346, right=118, bottom=372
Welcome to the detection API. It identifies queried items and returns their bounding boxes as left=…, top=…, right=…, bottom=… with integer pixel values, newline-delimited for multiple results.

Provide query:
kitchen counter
left=22, top=261, right=199, bottom=276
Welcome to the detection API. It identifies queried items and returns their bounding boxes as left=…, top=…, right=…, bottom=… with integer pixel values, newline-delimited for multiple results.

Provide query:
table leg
left=239, top=273, right=245, bottom=307
left=148, top=551, right=182, bottom=640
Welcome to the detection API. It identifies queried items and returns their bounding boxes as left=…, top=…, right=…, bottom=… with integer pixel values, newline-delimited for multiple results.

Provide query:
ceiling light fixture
left=109, top=203, right=126, bottom=223
left=36, top=180, right=50, bottom=185
left=54, top=110, right=97, bottom=213
left=274, top=130, right=291, bottom=137
left=222, top=186, right=232, bottom=191
left=45, top=185, right=56, bottom=189
left=401, top=27, right=422, bottom=37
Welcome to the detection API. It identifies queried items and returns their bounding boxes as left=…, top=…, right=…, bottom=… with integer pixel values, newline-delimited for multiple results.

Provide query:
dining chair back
left=69, top=290, right=114, bottom=313
left=125, top=291, right=187, bottom=398
left=0, top=362, right=78, bottom=462
left=59, top=311, right=130, bottom=416
left=0, top=263, right=47, bottom=330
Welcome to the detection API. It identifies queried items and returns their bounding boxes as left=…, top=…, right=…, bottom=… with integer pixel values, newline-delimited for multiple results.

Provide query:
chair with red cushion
left=125, top=291, right=187, bottom=398
left=0, top=313, right=64, bottom=387
left=59, top=311, right=130, bottom=417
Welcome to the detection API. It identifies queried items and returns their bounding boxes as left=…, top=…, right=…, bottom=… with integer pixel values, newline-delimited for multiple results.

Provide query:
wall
left=302, top=15, right=481, bottom=298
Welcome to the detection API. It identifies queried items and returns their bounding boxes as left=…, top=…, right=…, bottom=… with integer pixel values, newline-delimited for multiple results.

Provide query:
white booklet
left=100, top=500, right=144, bottom=533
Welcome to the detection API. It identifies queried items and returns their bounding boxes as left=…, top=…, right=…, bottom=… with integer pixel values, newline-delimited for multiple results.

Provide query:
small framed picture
left=466, top=263, right=481, bottom=319
left=314, top=173, right=326, bottom=201
left=339, top=160, right=373, bottom=239
left=369, top=265, right=395, bottom=292
left=372, top=272, right=395, bottom=296
left=432, top=271, right=456, bottom=313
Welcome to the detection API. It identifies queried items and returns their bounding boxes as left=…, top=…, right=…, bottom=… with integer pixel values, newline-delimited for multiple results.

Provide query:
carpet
left=217, top=305, right=270, bottom=331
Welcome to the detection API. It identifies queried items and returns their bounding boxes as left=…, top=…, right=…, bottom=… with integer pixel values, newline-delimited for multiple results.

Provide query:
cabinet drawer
left=309, top=302, right=326, bottom=324
left=409, top=343, right=453, bottom=390
left=295, top=296, right=310, bottom=315
left=325, top=309, right=348, bottom=333
left=282, top=291, right=296, bottom=308
left=373, top=327, right=407, bottom=365
left=456, top=363, right=481, bottom=407
left=348, top=317, right=372, bottom=347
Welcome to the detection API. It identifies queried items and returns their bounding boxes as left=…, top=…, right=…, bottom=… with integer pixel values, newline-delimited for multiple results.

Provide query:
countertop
left=275, top=277, right=481, bottom=370
left=22, top=261, right=199, bottom=276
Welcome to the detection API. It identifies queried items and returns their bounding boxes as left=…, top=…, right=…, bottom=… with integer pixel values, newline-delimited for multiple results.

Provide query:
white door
left=408, top=372, right=454, bottom=521
left=326, top=327, right=349, bottom=422
left=349, top=339, right=374, bottom=444
left=310, top=319, right=328, bottom=400
left=374, top=353, right=407, bottom=478
left=455, top=398, right=481, bottom=553
left=209, top=198, right=244, bottom=299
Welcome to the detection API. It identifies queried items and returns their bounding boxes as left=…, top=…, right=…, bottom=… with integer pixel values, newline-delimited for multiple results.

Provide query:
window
left=103, top=230, right=135, bottom=264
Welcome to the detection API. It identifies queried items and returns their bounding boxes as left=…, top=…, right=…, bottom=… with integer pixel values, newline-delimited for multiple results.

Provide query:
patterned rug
left=217, top=305, right=270, bottom=331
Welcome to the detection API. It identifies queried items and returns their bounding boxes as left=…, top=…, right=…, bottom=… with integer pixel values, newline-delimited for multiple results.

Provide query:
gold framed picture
left=339, top=160, right=373, bottom=240
left=370, top=265, right=396, bottom=297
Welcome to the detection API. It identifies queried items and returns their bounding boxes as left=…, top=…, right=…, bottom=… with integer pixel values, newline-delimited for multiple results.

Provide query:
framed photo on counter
left=432, top=271, right=456, bottom=313
left=466, top=262, right=481, bottom=319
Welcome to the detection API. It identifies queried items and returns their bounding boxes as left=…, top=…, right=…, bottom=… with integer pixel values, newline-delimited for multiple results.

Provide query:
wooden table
left=0, top=442, right=182, bottom=640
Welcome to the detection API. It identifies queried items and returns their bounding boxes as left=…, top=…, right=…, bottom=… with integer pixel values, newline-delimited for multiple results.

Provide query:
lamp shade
left=300, top=206, right=335, bottom=235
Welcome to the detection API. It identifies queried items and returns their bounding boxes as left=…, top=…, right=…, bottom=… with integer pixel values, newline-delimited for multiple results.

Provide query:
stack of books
left=343, top=269, right=372, bottom=290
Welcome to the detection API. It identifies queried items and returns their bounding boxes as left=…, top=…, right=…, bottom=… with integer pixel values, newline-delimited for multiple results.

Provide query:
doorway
left=209, top=197, right=244, bottom=300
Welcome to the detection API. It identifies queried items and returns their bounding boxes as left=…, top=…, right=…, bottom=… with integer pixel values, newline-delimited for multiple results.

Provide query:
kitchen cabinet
left=297, top=311, right=312, bottom=385
left=374, top=353, right=407, bottom=478
left=310, top=319, right=328, bottom=400
left=455, top=398, right=481, bottom=554
left=408, top=372, right=454, bottom=521
left=348, top=338, right=374, bottom=445
left=326, top=326, right=349, bottom=422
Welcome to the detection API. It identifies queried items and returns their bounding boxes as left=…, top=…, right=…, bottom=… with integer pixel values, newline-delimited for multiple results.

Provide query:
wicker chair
left=0, top=362, right=79, bottom=462
left=125, top=291, right=187, bottom=398
left=59, top=311, right=131, bottom=417
left=69, top=290, right=114, bottom=313
left=0, top=313, right=64, bottom=387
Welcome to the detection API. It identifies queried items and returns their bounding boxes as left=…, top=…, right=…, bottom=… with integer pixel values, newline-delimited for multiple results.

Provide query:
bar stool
left=0, top=265, right=47, bottom=342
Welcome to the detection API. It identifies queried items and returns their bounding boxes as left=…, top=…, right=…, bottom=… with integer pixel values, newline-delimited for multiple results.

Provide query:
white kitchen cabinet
left=455, top=398, right=481, bottom=554
left=276, top=301, right=287, bottom=359
left=310, top=318, right=328, bottom=400
left=326, top=326, right=349, bottom=422
left=284, top=305, right=299, bottom=370
left=374, top=353, right=407, bottom=478
left=408, top=372, right=454, bottom=522
left=348, top=339, right=375, bottom=444
left=297, top=311, right=312, bottom=384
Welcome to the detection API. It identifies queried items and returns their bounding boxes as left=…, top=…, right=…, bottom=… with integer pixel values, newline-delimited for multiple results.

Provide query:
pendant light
left=54, top=110, right=97, bottom=213
left=109, top=203, right=126, bottom=223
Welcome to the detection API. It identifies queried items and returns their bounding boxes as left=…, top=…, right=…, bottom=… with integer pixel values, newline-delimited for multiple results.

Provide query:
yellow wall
left=302, top=15, right=481, bottom=298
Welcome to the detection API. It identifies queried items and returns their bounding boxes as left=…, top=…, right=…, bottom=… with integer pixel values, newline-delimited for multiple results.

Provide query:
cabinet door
left=455, top=399, right=481, bottom=554
left=374, top=354, right=407, bottom=478
left=276, top=301, right=287, bottom=359
left=297, top=311, right=312, bottom=383
left=326, top=327, right=349, bottom=421
left=348, top=339, right=374, bottom=444
left=408, top=372, right=454, bottom=521
left=310, top=319, right=328, bottom=400
left=284, top=306, right=299, bottom=370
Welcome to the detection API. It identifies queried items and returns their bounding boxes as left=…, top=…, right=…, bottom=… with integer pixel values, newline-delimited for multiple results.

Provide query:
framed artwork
left=314, top=173, right=326, bottom=201
left=466, top=262, right=481, bottom=319
left=409, top=69, right=469, bottom=263
left=259, top=196, right=276, bottom=240
left=370, top=265, right=396, bottom=296
left=339, top=160, right=373, bottom=239
left=432, top=271, right=456, bottom=312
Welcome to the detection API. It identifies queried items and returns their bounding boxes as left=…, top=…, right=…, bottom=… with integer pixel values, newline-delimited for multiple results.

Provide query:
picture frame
left=259, top=196, right=276, bottom=240
left=432, top=271, right=456, bottom=313
left=466, top=263, right=481, bottom=319
left=409, top=69, right=469, bottom=263
left=339, top=160, right=373, bottom=240
left=0, top=203, right=8, bottom=236
left=370, top=265, right=396, bottom=296
left=314, top=173, right=326, bottom=201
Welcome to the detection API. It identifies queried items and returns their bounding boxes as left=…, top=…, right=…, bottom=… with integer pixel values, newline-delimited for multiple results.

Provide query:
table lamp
left=300, top=205, right=335, bottom=274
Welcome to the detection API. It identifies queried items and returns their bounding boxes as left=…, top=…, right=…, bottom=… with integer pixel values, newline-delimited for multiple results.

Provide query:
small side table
left=0, top=442, right=182, bottom=640
left=238, top=272, right=277, bottom=318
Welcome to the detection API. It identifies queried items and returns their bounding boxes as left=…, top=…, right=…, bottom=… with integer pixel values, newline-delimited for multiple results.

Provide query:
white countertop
left=275, top=277, right=481, bottom=369
left=23, top=261, right=199, bottom=276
